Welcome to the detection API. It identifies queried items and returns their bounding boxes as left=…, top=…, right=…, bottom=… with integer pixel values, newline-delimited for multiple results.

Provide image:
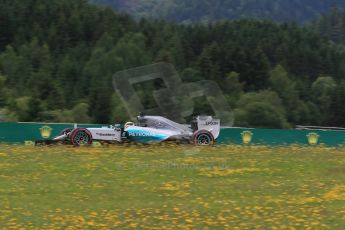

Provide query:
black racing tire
left=70, top=128, right=92, bottom=146
left=193, top=130, right=215, bottom=146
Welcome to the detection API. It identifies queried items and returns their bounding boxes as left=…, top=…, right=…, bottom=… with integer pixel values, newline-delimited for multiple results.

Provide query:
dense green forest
left=315, top=7, right=345, bottom=43
left=90, top=0, right=345, bottom=23
left=0, top=0, right=345, bottom=128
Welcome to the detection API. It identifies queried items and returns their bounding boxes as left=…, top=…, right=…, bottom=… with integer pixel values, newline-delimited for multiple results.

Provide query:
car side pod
left=69, top=128, right=93, bottom=146
left=193, top=130, right=215, bottom=145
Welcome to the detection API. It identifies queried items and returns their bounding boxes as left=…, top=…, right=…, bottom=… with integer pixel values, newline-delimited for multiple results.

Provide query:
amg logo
left=205, top=121, right=219, bottom=126
left=96, top=133, right=116, bottom=136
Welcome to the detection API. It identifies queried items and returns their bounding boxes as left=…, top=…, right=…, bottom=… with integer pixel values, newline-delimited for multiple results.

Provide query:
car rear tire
left=193, top=130, right=214, bottom=145
left=70, top=128, right=92, bottom=146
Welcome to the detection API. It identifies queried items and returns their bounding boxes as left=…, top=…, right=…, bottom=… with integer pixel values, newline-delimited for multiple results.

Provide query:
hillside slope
left=90, top=0, right=345, bottom=23
left=1, top=0, right=345, bottom=127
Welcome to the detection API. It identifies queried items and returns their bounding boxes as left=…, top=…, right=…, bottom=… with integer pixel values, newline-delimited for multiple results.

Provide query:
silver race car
left=125, top=114, right=220, bottom=145
left=41, top=114, right=220, bottom=146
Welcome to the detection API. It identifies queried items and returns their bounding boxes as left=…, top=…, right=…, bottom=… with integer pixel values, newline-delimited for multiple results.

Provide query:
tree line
left=0, top=0, right=345, bottom=128
left=91, top=0, right=345, bottom=23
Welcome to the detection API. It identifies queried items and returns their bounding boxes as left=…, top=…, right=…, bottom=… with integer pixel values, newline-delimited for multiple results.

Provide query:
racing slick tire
left=193, top=130, right=215, bottom=145
left=70, top=128, right=92, bottom=146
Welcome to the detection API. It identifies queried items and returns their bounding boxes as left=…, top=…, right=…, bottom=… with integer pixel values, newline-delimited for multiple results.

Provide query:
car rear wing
left=192, top=116, right=220, bottom=139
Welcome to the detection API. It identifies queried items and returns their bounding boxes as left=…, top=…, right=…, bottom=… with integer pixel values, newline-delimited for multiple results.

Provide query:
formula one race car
left=39, top=114, right=220, bottom=146
left=125, top=114, right=220, bottom=145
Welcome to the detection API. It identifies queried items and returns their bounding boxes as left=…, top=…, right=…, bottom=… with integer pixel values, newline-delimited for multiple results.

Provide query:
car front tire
left=70, top=128, right=92, bottom=146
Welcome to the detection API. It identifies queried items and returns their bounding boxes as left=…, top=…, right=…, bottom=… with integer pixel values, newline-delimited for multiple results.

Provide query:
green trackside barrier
left=217, top=128, right=345, bottom=146
left=0, top=122, right=345, bottom=146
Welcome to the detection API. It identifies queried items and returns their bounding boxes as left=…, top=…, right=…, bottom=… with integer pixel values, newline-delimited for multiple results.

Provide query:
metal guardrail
left=296, top=125, right=345, bottom=131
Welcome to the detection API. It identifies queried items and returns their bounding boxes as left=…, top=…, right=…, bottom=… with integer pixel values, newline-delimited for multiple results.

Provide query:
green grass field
left=0, top=144, right=345, bottom=229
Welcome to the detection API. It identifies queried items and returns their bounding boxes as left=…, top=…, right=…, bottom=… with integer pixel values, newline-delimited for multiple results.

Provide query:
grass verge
left=0, top=144, right=344, bottom=229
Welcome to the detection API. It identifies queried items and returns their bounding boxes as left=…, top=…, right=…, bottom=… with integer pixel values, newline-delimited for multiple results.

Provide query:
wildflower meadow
left=0, top=144, right=344, bottom=229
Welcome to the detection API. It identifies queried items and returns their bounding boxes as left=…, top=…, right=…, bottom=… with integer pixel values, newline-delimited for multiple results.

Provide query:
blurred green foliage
left=0, top=0, right=345, bottom=128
